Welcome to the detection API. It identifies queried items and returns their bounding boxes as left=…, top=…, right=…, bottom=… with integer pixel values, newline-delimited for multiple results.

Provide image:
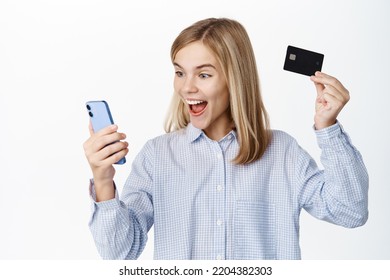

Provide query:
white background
left=0, top=0, right=389, bottom=260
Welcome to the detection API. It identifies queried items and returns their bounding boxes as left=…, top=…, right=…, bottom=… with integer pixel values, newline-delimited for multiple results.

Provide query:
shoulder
left=255, top=130, right=309, bottom=172
left=132, top=129, right=187, bottom=165
left=262, top=129, right=304, bottom=159
left=270, top=129, right=298, bottom=147
left=142, top=127, right=189, bottom=153
left=149, top=128, right=187, bottom=144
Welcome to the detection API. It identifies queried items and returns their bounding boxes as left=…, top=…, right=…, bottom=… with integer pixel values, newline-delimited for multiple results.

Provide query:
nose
left=182, top=76, right=198, bottom=94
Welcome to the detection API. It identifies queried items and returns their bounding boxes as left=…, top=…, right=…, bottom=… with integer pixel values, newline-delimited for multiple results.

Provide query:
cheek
left=173, top=79, right=181, bottom=94
left=217, top=86, right=230, bottom=106
left=220, top=91, right=231, bottom=113
left=210, top=91, right=230, bottom=113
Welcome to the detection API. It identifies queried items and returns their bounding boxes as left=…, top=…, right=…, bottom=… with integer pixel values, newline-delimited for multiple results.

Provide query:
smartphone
left=283, top=45, right=324, bottom=76
left=85, top=100, right=126, bottom=165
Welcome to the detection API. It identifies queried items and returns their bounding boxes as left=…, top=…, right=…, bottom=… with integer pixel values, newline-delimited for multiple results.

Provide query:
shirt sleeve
left=88, top=141, right=154, bottom=259
left=295, top=122, right=369, bottom=228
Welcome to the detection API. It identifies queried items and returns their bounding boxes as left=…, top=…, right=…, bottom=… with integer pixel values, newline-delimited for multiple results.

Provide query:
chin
left=190, top=118, right=209, bottom=131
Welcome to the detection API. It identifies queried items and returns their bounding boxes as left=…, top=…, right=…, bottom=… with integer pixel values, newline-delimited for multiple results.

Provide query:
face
left=173, top=41, right=231, bottom=141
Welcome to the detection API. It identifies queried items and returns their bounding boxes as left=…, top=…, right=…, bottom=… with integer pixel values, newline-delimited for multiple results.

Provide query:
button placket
left=212, top=141, right=226, bottom=261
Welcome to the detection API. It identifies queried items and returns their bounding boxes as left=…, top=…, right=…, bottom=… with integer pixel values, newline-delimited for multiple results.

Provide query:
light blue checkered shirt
left=89, top=122, right=368, bottom=260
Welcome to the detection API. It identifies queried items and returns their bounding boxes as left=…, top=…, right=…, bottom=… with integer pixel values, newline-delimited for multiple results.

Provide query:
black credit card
left=283, top=45, right=324, bottom=76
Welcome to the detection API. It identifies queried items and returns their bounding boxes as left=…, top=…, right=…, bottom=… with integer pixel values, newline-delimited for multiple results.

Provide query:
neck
left=203, top=123, right=235, bottom=141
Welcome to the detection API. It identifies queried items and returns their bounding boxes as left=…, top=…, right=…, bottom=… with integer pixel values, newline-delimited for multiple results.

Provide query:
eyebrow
left=173, top=62, right=216, bottom=70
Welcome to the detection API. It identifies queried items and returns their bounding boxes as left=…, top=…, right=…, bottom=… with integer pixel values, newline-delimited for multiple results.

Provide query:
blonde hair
left=164, top=18, right=271, bottom=164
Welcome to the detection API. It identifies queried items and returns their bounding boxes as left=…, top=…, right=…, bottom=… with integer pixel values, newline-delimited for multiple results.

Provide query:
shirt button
left=217, top=153, right=222, bottom=159
left=216, top=185, right=223, bottom=191
left=216, top=254, right=223, bottom=260
left=217, top=219, right=223, bottom=226
left=228, top=134, right=232, bottom=140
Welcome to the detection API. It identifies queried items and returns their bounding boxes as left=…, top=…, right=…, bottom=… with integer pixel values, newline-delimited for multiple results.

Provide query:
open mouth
left=186, top=99, right=208, bottom=116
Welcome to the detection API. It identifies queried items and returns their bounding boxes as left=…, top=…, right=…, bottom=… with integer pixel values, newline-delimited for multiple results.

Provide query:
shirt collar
left=186, top=123, right=204, bottom=143
left=186, top=123, right=237, bottom=144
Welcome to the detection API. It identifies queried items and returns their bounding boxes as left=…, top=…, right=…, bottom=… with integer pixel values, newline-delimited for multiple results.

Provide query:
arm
left=88, top=141, right=154, bottom=259
left=84, top=122, right=152, bottom=259
left=296, top=73, right=368, bottom=227
left=296, top=123, right=368, bottom=227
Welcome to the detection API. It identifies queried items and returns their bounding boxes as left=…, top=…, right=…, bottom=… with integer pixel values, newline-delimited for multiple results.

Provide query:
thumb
left=311, top=72, right=325, bottom=98
left=88, top=120, right=95, bottom=136
left=314, top=82, right=325, bottom=98
left=311, top=78, right=325, bottom=98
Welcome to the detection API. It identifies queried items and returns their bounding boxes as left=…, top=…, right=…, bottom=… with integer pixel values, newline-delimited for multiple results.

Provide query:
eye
left=199, top=73, right=211, bottom=79
left=175, top=71, right=184, bottom=78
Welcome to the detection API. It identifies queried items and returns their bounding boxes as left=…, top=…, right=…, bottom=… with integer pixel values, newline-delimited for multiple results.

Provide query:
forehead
left=174, top=41, right=219, bottom=68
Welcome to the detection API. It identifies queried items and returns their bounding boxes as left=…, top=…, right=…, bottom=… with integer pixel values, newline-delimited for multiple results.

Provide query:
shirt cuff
left=313, top=121, right=351, bottom=151
left=314, top=121, right=341, bottom=137
left=89, top=179, right=120, bottom=210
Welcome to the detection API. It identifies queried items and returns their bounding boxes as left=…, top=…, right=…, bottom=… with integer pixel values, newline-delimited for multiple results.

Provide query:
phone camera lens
left=89, top=112, right=93, bottom=117
left=86, top=104, right=91, bottom=110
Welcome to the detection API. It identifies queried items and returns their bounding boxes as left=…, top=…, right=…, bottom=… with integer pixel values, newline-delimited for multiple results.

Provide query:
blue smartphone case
left=86, top=100, right=126, bottom=165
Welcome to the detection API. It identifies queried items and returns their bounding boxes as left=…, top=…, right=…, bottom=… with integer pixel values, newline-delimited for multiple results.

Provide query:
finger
left=84, top=124, right=124, bottom=161
left=84, top=130, right=126, bottom=159
left=93, top=124, right=119, bottom=138
left=93, top=132, right=127, bottom=152
left=311, top=72, right=349, bottom=96
left=322, top=84, right=350, bottom=104
left=321, top=92, right=345, bottom=112
left=100, top=141, right=129, bottom=160
left=88, top=123, right=118, bottom=141
left=89, top=141, right=128, bottom=167
left=103, top=149, right=129, bottom=166
left=96, top=142, right=129, bottom=165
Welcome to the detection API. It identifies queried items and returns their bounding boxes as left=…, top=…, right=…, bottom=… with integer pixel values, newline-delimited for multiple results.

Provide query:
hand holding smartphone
left=86, top=100, right=126, bottom=165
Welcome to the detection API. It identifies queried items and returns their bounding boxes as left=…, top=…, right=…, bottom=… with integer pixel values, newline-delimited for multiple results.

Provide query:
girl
left=83, top=18, right=368, bottom=260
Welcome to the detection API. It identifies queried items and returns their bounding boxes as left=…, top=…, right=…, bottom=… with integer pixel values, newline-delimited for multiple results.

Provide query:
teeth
left=186, top=99, right=205, bottom=105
